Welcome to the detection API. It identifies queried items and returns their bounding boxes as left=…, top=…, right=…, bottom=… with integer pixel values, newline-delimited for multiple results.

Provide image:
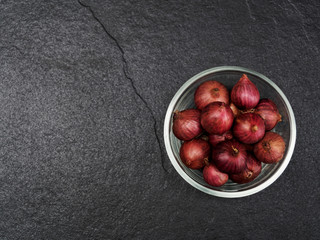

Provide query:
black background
left=1, top=0, right=319, bottom=239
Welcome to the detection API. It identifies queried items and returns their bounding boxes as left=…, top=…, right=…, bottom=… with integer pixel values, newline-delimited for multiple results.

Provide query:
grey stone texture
left=0, top=0, right=319, bottom=239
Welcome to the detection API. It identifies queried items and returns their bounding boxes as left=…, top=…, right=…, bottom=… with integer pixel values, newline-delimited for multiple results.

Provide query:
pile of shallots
left=173, top=74, right=285, bottom=187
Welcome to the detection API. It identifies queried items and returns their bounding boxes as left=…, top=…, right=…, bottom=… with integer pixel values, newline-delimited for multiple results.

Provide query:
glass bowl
left=163, top=66, right=296, bottom=198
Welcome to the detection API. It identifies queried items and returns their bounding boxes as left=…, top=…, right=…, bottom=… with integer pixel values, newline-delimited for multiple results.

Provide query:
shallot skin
left=172, top=109, right=203, bottom=141
left=203, top=163, right=229, bottom=187
left=208, top=131, right=233, bottom=147
left=229, top=102, right=240, bottom=117
left=254, top=132, right=286, bottom=164
left=255, top=98, right=282, bottom=131
left=212, top=139, right=247, bottom=174
left=230, top=153, right=262, bottom=184
left=233, top=113, right=265, bottom=144
left=180, top=139, right=210, bottom=169
left=231, top=74, right=260, bottom=110
left=201, top=102, right=234, bottom=135
left=194, top=81, right=229, bottom=110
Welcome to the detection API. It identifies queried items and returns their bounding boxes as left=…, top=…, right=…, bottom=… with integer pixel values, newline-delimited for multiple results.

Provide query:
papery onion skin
left=172, top=109, right=203, bottom=141
left=254, top=132, right=286, bottom=163
left=203, top=163, right=229, bottom=187
left=231, top=74, right=260, bottom=110
left=230, top=102, right=240, bottom=117
left=240, top=108, right=255, bottom=114
left=180, top=139, right=210, bottom=169
left=194, top=81, right=229, bottom=110
left=255, top=98, right=282, bottom=131
left=230, top=153, right=262, bottom=184
left=200, top=134, right=209, bottom=142
left=208, top=131, right=233, bottom=147
left=212, top=139, right=247, bottom=174
left=201, top=102, right=234, bottom=135
left=233, top=113, right=265, bottom=144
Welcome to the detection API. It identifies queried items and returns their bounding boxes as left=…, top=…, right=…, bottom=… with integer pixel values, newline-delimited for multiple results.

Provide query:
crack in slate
left=78, top=0, right=169, bottom=173
left=245, top=0, right=256, bottom=21
left=287, top=0, right=319, bottom=53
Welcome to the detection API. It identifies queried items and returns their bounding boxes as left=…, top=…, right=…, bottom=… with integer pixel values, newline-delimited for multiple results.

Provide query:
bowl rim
left=163, top=66, right=296, bottom=198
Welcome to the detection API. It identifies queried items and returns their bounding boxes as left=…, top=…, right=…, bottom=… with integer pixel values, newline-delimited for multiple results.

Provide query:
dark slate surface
left=0, top=0, right=319, bottom=239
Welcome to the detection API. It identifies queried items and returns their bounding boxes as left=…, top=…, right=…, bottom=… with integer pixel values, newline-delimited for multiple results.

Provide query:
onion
left=208, top=131, right=233, bottom=147
left=231, top=74, right=260, bottom=110
left=233, top=113, right=265, bottom=144
left=201, top=102, right=234, bottom=135
left=255, top=98, right=282, bottom=130
left=212, top=139, right=247, bottom=174
left=194, top=81, right=229, bottom=110
left=180, top=139, right=210, bottom=169
left=230, top=102, right=240, bottom=117
left=230, top=153, right=262, bottom=184
left=254, top=132, right=285, bottom=163
left=203, top=163, right=229, bottom=187
left=172, top=109, right=203, bottom=140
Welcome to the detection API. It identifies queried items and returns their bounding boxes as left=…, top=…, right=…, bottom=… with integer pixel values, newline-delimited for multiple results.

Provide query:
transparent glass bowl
left=164, top=66, right=296, bottom=198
